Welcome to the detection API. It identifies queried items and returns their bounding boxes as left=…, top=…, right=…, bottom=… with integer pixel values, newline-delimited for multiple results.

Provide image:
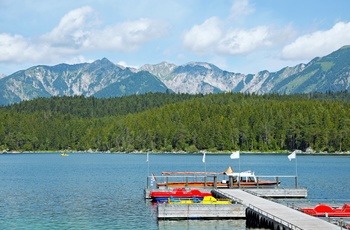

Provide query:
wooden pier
left=214, top=189, right=340, bottom=230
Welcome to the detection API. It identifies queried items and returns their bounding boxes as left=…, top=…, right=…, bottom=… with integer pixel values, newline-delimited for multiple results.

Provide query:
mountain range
left=1, top=45, right=350, bottom=106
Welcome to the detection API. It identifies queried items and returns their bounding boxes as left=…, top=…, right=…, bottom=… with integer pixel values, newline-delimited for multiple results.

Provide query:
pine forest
left=1, top=91, right=350, bottom=153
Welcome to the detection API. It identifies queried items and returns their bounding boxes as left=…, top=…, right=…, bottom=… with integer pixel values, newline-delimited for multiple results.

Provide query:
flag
left=202, top=152, right=206, bottom=163
left=288, top=151, right=296, bottom=161
left=230, top=151, right=240, bottom=159
left=146, top=152, right=149, bottom=162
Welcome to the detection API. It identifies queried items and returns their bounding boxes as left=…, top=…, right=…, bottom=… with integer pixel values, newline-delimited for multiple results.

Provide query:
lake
left=0, top=153, right=349, bottom=229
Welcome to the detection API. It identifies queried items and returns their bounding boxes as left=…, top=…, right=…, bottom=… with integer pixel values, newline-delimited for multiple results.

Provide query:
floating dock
left=214, top=189, right=340, bottom=230
left=157, top=203, right=245, bottom=220
left=154, top=189, right=342, bottom=229
left=238, top=188, right=307, bottom=198
left=145, top=187, right=307, bottom=199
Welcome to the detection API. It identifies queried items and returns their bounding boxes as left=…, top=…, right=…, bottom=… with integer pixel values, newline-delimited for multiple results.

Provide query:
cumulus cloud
left=0, top=33, right=48, bottom=63
left=218, top=26, right=271, bottom=55
left=182, top=0, right=285, bottom=57
left=183, top=18, right=274, bottom=56
left=0, top=6, right=169, bottom=65
left=0, top=33, right=29, bottom=62
left=42, top=6, right=96, bottom=48
left=282, top=21, right=350, bottom=60
left=183, top=17, right=222, bottom=53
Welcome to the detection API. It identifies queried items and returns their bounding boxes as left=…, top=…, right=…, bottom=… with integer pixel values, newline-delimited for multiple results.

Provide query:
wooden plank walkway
left=215, top=189, right=339, bottom=230
left=244, top=188, right=308, bottom=198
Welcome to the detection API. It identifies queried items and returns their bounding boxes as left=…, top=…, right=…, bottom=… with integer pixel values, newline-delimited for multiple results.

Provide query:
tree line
left=1, top=91, right=350, bottom=153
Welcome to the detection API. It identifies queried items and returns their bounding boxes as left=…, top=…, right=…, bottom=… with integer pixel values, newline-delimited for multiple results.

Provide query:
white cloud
left=282, top=21, right=350, bottom=60
left=42, top=6, right=96, bottom=48
left=89, top=18, right=169, bottom=52
left=183, top=17, right=222, bottom=53
left=0, top=33, right=49, bottom=63
left=0, top=6, right=169, bottom=65
left=230, top=0, right=255, bottom=19
left=183, top=18, right=273, bottom=56
left=0, top=33, right=29, bottom=62
left=218, top=26, right=271, bottom=55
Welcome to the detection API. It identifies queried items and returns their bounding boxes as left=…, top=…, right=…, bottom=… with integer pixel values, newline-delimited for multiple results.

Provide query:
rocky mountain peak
left=0, top=45, right=349, bottom=105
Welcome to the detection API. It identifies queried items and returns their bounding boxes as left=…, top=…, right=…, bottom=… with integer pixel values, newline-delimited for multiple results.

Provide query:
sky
left=1, top=0, right=350, bottom=76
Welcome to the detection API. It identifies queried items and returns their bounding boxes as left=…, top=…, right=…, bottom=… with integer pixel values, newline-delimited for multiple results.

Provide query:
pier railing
left=146, top=174, right=299, bottom=189
left=257, top=175, right=299, bottom=188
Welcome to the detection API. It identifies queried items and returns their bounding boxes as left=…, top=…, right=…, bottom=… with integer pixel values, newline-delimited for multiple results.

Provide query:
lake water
left=0, top=153, right=349, bottom=229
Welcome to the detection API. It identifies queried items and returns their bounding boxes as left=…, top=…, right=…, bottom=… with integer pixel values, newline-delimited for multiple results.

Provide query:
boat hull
left=153, top=196, right=205, bottom=202
left=150, top=188, right=212, bottom=202
left=168, top=196, right=232, bottom=205
left=300, top=204, right=350, bottom=217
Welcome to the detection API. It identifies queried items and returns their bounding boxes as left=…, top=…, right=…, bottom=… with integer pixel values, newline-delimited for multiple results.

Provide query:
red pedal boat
left=150, top=188, right=212, bottom=202
left=299, top=203, right=350, bottom=217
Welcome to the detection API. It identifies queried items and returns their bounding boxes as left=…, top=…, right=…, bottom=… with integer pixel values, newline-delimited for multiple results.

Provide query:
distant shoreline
left=2, top=150, right=350, bottom=155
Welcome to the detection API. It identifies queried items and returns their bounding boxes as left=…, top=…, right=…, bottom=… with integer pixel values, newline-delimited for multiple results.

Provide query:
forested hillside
left=1, top=92, right=350, bottom=153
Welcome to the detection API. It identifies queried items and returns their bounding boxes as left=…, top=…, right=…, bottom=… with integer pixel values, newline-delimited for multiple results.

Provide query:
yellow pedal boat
left=168, top=196, right=232, bottom=204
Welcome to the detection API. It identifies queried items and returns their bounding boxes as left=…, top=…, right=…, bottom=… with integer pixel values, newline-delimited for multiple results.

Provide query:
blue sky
left=1, top=0, right=350, bottom=76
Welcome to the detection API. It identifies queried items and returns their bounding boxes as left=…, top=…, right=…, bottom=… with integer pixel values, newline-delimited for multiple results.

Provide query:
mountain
left=1, top=46, right=350, bottom=105
left=271, top=45, right=350, bottom=93
left=142, top=62, right=246, bottom=94
left=0, top=58, right=170, bottom=105
left=139, top=46, right=350, bottom=95
left=93, top=70, right=169, bottom=98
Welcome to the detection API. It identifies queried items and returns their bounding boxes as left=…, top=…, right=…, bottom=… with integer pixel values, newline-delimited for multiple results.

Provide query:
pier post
left=214, top=176, right=217, bottom=189
left=275, top=177, right=279, bottom=189
left=186, top=177, right=188, bottom=187
left=295, top=176, right=298, bottom=188
left=204, top=177, right=207, bottom=189
left=166, top=177, right=168, bottom=189
left=147, top=176, right=150, bottom=189
left=256, top=177, right=259, bottom=189
left=229, top=176, right=233, bottom=189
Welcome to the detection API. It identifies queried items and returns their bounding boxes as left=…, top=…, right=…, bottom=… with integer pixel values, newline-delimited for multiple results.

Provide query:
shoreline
left=2, top=150, right=350, bottom=155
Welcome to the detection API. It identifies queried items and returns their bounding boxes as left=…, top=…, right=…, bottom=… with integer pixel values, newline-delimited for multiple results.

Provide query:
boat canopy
left=225, top=170, right=256, bottom=177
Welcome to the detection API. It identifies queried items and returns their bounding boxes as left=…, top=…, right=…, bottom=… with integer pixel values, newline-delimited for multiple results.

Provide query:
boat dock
left=148, top=172, right=341, bottom=228
left=145, top=187, right=307, bottom=199
left=237, top=188, right=307, bottom=198
left=158, top=203, right=245, bottom=219
left=214, top=189, right=340, bottom=229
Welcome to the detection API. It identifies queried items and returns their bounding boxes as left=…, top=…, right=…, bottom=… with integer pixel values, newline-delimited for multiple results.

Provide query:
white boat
left=223, top=167, right=279, bottom=187
left=154, top=166, right=280, bottom=188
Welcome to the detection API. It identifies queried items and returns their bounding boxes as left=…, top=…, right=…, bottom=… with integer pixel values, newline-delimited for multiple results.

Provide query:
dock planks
left=214, top=189, right=339, bottom=230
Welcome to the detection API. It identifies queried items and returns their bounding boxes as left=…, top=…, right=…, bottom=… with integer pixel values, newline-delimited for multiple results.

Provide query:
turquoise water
left=0, top=153, right=349, bottom=229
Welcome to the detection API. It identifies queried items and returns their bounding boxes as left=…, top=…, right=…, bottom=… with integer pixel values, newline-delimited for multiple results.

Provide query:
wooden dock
left=214, top=189, right=340, bottom=230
